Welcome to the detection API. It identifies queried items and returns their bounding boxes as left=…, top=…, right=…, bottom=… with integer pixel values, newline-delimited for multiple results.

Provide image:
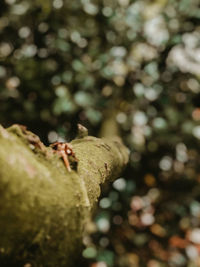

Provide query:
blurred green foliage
left=1, top=0, right=200, bottom=266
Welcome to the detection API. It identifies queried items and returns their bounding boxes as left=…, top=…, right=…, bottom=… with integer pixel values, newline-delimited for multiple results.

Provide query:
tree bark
left=0, top=124, right=129, bottom=266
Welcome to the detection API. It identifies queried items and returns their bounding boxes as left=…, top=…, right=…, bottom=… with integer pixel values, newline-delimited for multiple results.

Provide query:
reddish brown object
left=50, top=142, right=78, bottom=171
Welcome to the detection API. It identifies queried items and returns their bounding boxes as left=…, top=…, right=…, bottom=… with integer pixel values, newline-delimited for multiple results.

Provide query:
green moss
left=0, top=125, right=128, bottom=266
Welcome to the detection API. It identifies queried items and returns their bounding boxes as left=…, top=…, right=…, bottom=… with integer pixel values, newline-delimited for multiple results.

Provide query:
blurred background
left=0, top=0, right=200, bottom=266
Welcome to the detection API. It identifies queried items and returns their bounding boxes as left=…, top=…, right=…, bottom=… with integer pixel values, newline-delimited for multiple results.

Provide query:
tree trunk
left=0, top=124, right=129, bottom=266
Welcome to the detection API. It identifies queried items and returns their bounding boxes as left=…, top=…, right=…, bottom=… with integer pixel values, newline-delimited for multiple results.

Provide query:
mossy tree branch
left=0, top=124, right=129, bottom=266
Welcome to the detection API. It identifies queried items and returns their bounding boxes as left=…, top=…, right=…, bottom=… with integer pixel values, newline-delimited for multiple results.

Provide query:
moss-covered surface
left=72, top=136, right=129, bottom=205
left=0, top=125, right=129, bottom=266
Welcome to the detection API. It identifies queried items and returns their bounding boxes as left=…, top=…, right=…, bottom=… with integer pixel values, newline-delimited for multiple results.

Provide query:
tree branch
left=0, top=124, right=129, bottom=266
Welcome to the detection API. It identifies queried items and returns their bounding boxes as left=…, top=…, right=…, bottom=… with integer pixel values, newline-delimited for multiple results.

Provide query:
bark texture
left=0, top=124, right=129, bottom=266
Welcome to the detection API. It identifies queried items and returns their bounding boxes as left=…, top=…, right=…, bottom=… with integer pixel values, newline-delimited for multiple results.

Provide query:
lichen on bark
left=0, top=124, right=129, bottom=266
